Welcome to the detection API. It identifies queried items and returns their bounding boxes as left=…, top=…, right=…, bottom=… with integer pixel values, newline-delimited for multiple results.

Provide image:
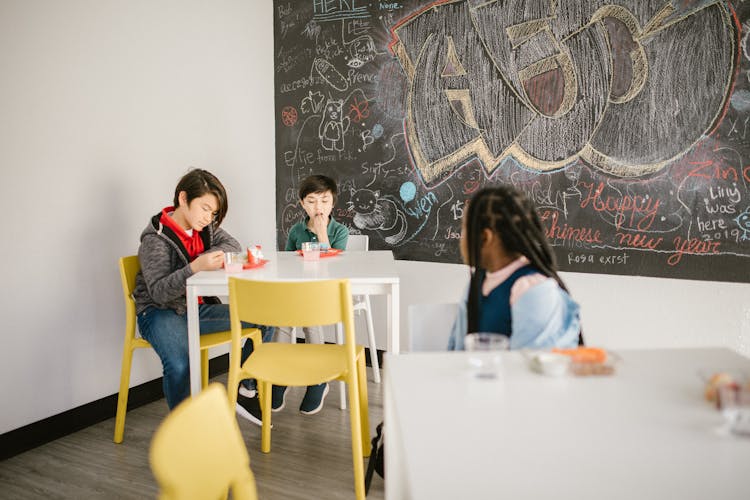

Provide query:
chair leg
left=347, top=370, right=366, bottom=500
left=356, top=352, right=371, bottom=457
left=363, top=295, right=381, bottom=383
left=336, top=323, right=347, bottom=410
left=260, top=380, right=273, bottom=453
left=227, top=365, right=240, bottom=409
left=201, top=350, right=209, bottom=389
left=114, top=341, right=134, bottom=444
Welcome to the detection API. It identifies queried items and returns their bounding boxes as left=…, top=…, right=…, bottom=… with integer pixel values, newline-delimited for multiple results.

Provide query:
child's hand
left=312, top=214, right=329, bottom=240
left=190, top=250, right=225, bottom=273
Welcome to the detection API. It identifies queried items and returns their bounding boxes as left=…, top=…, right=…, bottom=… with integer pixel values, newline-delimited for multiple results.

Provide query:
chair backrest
left=119, top=255, right=140, bottom=298
left=228, top=278, right=357, bottom=364
left=408, top=302, right=459, bottom=352
left=346, top=234, right=369, bottom=251
left=150, top=384, right=258, bottom=500
left=119, top=256, right=140, bottom=339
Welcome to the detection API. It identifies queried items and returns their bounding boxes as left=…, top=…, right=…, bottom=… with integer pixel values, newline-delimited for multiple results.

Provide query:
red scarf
left=159, top=207, right=205, bottom=259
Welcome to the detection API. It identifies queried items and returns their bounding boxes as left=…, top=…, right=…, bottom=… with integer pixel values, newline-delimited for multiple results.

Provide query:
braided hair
left=464, top=185, right=582, bottom=343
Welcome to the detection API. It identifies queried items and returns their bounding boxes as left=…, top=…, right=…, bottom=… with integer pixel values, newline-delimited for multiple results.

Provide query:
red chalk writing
left=615, top=232, right=663, bottom=250
left=541, top=211, right=603, bottom=244
left=687, top=161, right=739, bottom=182
left=579, top=181, right=660, bottom=231
left=667, top=236, right=720, bottom=266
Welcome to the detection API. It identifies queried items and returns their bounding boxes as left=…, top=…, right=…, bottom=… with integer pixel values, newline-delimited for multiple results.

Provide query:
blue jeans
left=137, top=303, right=274, bottom=409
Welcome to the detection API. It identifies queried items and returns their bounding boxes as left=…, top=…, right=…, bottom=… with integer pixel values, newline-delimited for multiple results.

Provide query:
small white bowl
left=530, top=352, right=571, bottom=377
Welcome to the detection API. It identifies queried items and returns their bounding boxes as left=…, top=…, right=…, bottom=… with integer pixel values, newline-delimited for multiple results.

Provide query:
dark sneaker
left=235, top=392, right=265, bottom=427
left=238, top=383, right=256, bottom=399
left=272, top=385, right=288, bottom=412
left=299, top=383, right=330, bottom=415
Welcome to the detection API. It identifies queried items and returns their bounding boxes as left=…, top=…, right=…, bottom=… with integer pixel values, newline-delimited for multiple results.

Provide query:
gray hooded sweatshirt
left=132, top=211, right=241, bottom=316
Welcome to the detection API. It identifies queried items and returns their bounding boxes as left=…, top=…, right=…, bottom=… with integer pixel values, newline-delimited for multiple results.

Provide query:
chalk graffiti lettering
left=361, top=129, right=374, bottom=150
left=390, top=0, right=736, bottom=182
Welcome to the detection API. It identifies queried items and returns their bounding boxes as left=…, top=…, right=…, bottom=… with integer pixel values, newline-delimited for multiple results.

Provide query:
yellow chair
left=227, top=278, right=371, bottom=500
left=114, top=255, right=259, bottom=443
left=150, top=383, right=258, bottom=500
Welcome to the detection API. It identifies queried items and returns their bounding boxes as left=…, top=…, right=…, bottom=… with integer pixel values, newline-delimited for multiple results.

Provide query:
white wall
left=1, top=0, right=748, bottom=435
left=562, top=272, right=750, bottom=353
left=396, top=264, right=750, bottom=355
left=0, top=0, right=276, bottom=434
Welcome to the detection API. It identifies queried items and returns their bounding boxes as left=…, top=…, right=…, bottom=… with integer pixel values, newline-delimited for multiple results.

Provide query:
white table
left=186, top=250, right=399, bottom=396
left=384, top=348, right=750, bottom=500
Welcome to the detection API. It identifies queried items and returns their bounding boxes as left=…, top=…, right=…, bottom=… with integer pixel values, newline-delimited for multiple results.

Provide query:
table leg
left=336, top=322, right=347, bottom=410
left=384, top=358, right=408, bottom=499
left=387, top=283, right=400, bottom=354
left=187, top=285, right=202, bottom=396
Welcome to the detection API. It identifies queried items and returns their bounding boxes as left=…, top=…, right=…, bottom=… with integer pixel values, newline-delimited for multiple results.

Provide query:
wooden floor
left=0, top=370, right=385, bottom=499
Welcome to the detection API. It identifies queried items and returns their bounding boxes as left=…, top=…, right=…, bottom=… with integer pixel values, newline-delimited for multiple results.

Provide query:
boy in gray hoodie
left=133, top=168, right=272, bottom=423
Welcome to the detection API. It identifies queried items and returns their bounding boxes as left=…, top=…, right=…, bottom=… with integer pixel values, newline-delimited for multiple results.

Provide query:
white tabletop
left=186, top=250, right=400, bottom=396
left=384, top=348, right=750, bottom=500
left=186, top=250, right=399, bottom=287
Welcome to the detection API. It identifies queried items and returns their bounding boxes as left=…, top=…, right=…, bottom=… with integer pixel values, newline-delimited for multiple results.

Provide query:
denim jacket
left=448, top=279, right=581, bottom=350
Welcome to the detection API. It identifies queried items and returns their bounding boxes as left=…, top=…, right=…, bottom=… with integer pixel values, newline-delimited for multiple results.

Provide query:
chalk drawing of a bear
left=319, top=99, right=350, bottom=152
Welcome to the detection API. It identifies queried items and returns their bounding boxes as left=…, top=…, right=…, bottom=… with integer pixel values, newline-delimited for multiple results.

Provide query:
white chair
left=324, top=235, right=381, bottom=410
left=408, top=302, right=459, bottom=351
left=346, top=235, right=380, bottom=383
left=283, top=235, right=381, bottom=409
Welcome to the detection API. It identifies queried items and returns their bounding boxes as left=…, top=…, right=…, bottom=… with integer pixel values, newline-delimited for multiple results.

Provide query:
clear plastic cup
left=301, top=242, right=321, bottom=261
left=224, top=251, right=245, bottom=273
left=718, top=380, right=750, bottom=436
left=465, top=332, right=510, bottom=379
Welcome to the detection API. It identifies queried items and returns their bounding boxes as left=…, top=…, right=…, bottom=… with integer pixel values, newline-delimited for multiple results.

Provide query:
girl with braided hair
left=448, top=185, right=582, bottom=350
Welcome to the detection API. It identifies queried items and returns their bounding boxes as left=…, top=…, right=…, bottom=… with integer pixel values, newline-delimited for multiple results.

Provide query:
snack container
left=551, top=347, right=620, bottom=376
left=247, top=245, right=259, bottom=264
left=224, top=252, right=245, bottom=273
left=529, top=352, right=571, bottom=377
left=718, top=382, right=750, bottom=436
left=301, top=242, right=321, bottom=261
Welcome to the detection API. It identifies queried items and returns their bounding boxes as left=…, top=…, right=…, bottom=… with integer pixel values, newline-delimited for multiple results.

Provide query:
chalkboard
left=274, top=0, right=750, bottom=283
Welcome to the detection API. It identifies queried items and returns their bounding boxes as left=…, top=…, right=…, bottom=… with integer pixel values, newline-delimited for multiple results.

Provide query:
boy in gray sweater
left=133, top=169, right=273, bottom=423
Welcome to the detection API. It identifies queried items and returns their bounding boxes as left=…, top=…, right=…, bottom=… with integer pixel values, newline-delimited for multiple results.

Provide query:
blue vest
left=478, top=265, right=539, bottom=336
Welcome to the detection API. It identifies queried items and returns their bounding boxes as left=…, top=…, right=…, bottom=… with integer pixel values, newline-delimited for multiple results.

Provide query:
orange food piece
left=704, top=372, right=737, bottom=403
left=552, top=347, right=608, bottom=364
